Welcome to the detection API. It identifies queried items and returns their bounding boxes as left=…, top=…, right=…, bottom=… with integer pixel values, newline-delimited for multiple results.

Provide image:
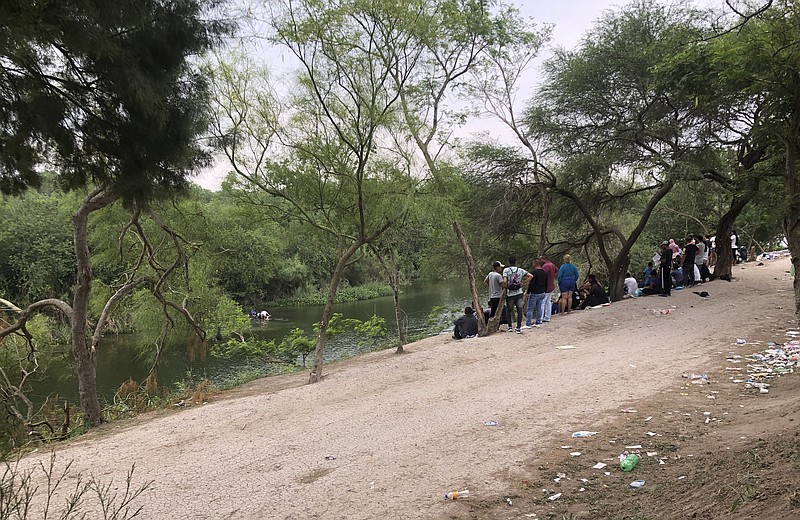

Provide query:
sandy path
left=23, top=257, right=793, bottom=519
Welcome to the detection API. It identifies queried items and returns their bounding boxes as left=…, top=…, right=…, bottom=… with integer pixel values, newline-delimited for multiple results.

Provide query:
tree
left=726, top=0, right=800, bottom=315
left=525, top=0, right=710, bottom=300
left=467, top=18, right=552, bottom=256
left=387, top=0, right=545, bottom=330
left=0, top=0, right=229, bottom=425
left=210, top=0, right=418, bottom=383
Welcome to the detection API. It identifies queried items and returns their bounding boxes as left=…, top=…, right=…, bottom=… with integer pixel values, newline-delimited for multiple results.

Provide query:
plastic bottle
left=444, top=489, right=470, bottom=500
left=620, top=454, right=639, bottom=472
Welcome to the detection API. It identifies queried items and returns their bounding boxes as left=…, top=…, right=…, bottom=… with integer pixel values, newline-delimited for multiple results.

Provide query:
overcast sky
left=193, top=0, right=695, bottom=189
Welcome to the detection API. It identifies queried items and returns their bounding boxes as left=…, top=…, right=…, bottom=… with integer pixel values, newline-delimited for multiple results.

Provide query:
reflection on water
left=34, top=279, right=475, bottom=404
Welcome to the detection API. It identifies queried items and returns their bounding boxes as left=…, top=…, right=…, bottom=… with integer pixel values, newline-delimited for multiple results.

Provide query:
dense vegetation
left=1, top=0, right=798, bottom=454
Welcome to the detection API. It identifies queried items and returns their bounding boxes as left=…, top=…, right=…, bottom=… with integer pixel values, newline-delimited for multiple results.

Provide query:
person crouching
left=453, top=306, right=479, bottom=339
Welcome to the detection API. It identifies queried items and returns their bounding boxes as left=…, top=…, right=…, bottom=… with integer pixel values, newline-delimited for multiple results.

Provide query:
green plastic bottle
left=620, top=454, right=639, bottom=472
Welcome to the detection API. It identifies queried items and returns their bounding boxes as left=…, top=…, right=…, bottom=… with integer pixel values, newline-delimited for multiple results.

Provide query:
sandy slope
left=22, top=257, right=794, bottom=519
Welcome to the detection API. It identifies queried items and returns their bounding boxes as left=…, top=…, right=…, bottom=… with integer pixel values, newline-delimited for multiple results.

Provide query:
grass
left=726, top=472, right=758, bottom=512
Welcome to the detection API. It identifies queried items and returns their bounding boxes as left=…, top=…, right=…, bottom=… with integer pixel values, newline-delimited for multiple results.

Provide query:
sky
left=193, top=0, right=647, bottom=190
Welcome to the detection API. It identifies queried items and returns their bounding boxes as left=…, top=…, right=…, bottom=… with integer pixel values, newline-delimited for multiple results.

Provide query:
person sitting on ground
left=452, top=306, right=479, bottom=339
left=641, top=276, right=662, bottom=296
left=671, top=262, right=684, bottom=287
left=623, top=272, right=638, bottom=298
left=579, top=274, right=609, bottom=309
left=642, top=261, right=654, bottom=287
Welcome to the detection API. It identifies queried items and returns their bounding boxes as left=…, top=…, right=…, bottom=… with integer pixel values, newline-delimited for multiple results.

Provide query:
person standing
left=692, top=234, right=704, bottom=283
left=523, top=258, right=549, bottom=328
left=669, top=239, right=680, bottom=258
left=540, top=255, right=557, bottom=322
left=731, top=230, right=740, bottom=263
left=659, top=240, right=673, bottom=296
left=682, top=236, right=698, bottom=287
left=483, top=261, right=504, bottom=325
left=503, top=257, right=532, bottom=334
left=557, top=254, right=580, bottom=315
left=702, top=235, right=713, bottom=280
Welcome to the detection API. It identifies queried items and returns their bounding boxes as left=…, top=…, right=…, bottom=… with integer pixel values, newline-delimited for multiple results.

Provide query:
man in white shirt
left=623, top=272, right=638, bottom=298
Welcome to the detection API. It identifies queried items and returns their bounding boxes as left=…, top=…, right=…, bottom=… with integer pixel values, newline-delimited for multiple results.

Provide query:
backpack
left=508, top=267, right=522, bottom=291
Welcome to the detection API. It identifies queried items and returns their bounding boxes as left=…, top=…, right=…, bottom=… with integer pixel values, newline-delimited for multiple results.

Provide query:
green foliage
left=0, top=0, right=232, bottom=204
left=271, top=282, right=393, bottom=307
left=0, top=188, right=78, bottom=302
left=211, top=327, right=315, bottom=366
left=279, top=328, right=316, bottom=366
left=313, top=313, right=387, bottom=339
left=353, top=315, right=388, bottom=339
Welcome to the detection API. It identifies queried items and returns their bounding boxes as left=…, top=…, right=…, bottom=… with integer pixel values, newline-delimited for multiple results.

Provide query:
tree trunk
left=537, top=187, right=550, bottom=258
left=308, top=240, right=364, bottom=383
left=712, top=196, right=750, bottom=280
left=485, top=287, right=507, bottom=335
left=452, top=221, right=486, bottom=335
left=71, top=188, right=118, bottom=426
left=390, top=272, right=406, bottom=353
left=607, top=258, right=630, bottom=302
left=784, top=108, right=800, bottom=318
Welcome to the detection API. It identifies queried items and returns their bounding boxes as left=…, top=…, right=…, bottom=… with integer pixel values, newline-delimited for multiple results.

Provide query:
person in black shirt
left=579, top=274, right=609, bottom=309
left=452, top=306, right=479, bottom=339
left=659, top=240, right=673, bottom=296
left=682, top=236, right=698, bottom=287
left=523, top=258, right=549, bottom=328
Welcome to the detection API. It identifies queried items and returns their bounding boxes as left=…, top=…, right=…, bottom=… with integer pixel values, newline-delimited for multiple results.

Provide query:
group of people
left=248, top=310, right=271, bottom=320
left=451, top=233, right=726, bottom=338
left=634, top=234, right=715, bottom=297
left=452, top=254, right=610, bottom=339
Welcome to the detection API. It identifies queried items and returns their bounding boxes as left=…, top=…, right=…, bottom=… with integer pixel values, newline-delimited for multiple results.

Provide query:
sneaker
left=521, top=325, right=532, bottom=330
left=515, top=328, right=522, bottom=334
left=533, top=324, right=541, bottom=328
left=542, top=319, right=550, bottom=323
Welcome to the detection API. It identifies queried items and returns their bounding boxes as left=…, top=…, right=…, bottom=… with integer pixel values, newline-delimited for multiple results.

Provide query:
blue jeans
left=526, top=292, right=548, bottom=326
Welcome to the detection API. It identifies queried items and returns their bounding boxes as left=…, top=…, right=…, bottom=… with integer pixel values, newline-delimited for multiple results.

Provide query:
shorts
left=559, top=278, right=576, bottom=293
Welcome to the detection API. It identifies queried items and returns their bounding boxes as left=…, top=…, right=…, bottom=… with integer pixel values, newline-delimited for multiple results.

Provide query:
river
left=33, top=279, right=474, bottom=405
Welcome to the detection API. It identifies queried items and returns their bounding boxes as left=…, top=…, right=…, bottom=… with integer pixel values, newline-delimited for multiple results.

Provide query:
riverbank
left=20, top=257, right=799, bottom=519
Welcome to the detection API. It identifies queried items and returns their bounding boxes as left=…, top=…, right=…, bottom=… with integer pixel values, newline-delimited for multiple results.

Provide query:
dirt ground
left=21, top=256, right=800, bottom=519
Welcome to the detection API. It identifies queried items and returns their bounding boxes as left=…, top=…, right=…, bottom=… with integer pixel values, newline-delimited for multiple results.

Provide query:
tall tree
left=0, top=0, right=228, bottom=425
left=387, top=0, right=545, bottom=330
left=710, top=0, right=800, bottom=316
left=210, top=0, right=418, bottom=383
left=526, top=0, right=710, bottom=300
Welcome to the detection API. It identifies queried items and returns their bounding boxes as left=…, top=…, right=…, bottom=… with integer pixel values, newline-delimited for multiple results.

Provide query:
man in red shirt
left=540, top=256, right=557, bottom=322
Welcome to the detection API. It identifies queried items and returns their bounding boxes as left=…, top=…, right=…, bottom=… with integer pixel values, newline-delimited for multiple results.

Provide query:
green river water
left=34, top=279, right=474, bottom=405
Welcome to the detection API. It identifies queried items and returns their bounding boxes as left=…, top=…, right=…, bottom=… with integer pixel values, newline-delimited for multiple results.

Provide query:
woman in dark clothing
left=659, top=240, right=673, bottom=296
left=579, top=274, right=609, bottom=309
